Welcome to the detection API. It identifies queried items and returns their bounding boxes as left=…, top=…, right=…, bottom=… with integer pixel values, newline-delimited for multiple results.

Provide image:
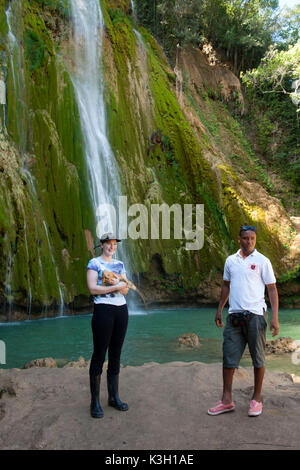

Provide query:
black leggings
left=89, top=303, right=128, bottom=377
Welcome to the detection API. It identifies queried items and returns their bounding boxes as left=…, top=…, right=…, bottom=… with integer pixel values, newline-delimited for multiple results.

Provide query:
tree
left=275, top=4, right=300, bottom=48
left=199, top=0, right=279, bottom=75
left=241, top=41, right=300, bottom=111
left=241, top=41, right=300, bottom=190
left=135, top=0, right=280, bottom=73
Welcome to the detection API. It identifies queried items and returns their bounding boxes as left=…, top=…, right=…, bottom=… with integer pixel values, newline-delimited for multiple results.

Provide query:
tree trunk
left=234, top=47, right=238, bottom=76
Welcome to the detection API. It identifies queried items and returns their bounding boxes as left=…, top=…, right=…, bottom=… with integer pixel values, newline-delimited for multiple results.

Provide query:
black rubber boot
left=90, top=374, right=104, bottom=418
left=107, top=373, right=128, bottom=411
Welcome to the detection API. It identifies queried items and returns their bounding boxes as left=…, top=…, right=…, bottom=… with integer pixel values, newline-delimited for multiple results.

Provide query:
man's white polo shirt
left=223, top=249, right=276, bottom=316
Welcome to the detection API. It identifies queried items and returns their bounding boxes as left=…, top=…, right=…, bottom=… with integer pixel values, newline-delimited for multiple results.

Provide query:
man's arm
left=215, top=281, right=230, bottom=328
left=266, top=283, right=279, bottom=337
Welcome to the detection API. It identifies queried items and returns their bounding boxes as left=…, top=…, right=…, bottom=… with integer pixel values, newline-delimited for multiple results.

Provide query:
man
left=208, top=225, right=279, bottom=417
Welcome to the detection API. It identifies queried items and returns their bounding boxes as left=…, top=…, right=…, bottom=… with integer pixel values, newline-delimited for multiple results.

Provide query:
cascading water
left=69, top=0, right=131, bottom=270
left=130, top=0, right=136, bottom=18
left=43, top=222, right=65, bottom=316
left=23, top=215, right=32, bottom=317
left=2, top=235, right=13, bottom=321
left=6, top=6, right=16, bottom=84
left=21, top=167, right=49, bottom=316
left=6, top=3, right=26, bottom=147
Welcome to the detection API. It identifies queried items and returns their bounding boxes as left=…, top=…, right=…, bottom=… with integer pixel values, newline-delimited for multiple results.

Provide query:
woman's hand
left=109, top=275, right=120, bottom=285
left=120, top=287, right=129, bottom=295
left=118, top=274, right=128, bottom=294
left=116, top=281, right=129, bottom=295
left=115, top=281, right=127, bottom=290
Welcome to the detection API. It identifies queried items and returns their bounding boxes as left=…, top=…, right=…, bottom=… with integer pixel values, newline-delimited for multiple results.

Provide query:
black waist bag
left=230, top=311, right=251, bottom=327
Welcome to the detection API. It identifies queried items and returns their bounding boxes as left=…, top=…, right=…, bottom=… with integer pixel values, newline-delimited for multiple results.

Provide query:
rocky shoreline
left=1, top=272, right=299, bottom=323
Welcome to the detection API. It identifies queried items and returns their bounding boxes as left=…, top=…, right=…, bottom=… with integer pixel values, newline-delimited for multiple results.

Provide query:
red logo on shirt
left=251, top=265, right=256, bottom=270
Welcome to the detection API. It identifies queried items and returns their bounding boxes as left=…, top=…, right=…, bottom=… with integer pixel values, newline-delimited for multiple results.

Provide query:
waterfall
left=23, top=215, right=32, bottom=317
left=6, top=3, right=26, bottom=147
left=6, top=5, right=17, bottom=85
left=69, top=0, right=131, bottom=267
left=21, top=167, right=49, bottom=316
left=2, top=235, right=14, bottom=321
left=69, top=0, right=119, bottom=214
left=43, top=222, right=65, bottom=316
left=131, top=0, right=136, bottom=18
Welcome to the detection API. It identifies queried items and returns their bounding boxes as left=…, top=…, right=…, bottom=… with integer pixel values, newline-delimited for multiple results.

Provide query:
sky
left=278, top=0, right=299, bottom=9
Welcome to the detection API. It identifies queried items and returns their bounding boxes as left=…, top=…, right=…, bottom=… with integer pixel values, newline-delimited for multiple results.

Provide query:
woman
left=87, top=232, right=129, bottom=418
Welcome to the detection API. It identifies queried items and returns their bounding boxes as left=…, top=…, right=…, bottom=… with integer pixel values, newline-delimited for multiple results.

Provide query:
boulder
left=23, top=358, right=57, bottom=369
left=177, top=333, right=200, bottom=349
left=265, top=337, right=297, bottom=355
left=290, top=374, right=300, bottom=384
left=63, top=356, right=89, bottom=368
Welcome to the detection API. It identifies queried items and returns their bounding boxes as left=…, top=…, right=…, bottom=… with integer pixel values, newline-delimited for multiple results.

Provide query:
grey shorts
left=223, top=312, right=268, bottom=369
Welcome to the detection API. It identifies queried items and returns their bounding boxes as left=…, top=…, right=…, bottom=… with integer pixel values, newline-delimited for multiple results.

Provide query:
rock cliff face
left=0, top=0, right=298, bottom=321
left=0, top=0, right=94, bottom=321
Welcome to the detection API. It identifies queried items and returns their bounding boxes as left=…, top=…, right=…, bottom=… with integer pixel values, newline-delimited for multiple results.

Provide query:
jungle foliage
left=135, top=0, right=280, bottom=74
left=135, top=0, right=300, bottom=206
left=241, top=41, right=300, bottom=198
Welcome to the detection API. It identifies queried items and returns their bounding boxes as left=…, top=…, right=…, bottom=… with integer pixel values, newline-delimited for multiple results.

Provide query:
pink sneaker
left=248, top=400, right=263, bottom=417
left=208, top=400, right=235, bottom=416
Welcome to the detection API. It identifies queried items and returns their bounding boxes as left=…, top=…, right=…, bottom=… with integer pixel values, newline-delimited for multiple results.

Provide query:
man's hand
left=215, top=311, right=224, bottom=328
left=215, top=281, right=230, bottom=328
left=270, top=318, right=280, bottom=337
left=266, top=283, right=279, bottom=337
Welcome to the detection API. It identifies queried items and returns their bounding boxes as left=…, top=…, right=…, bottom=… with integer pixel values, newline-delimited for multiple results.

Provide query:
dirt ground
left=0, top=361, right=300, bottom=450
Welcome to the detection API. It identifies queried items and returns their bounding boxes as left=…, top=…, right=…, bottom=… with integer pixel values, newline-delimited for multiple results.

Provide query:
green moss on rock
left=0, top=0, right=296, bottom=319
left=0, top=0, right=95, bottom=319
